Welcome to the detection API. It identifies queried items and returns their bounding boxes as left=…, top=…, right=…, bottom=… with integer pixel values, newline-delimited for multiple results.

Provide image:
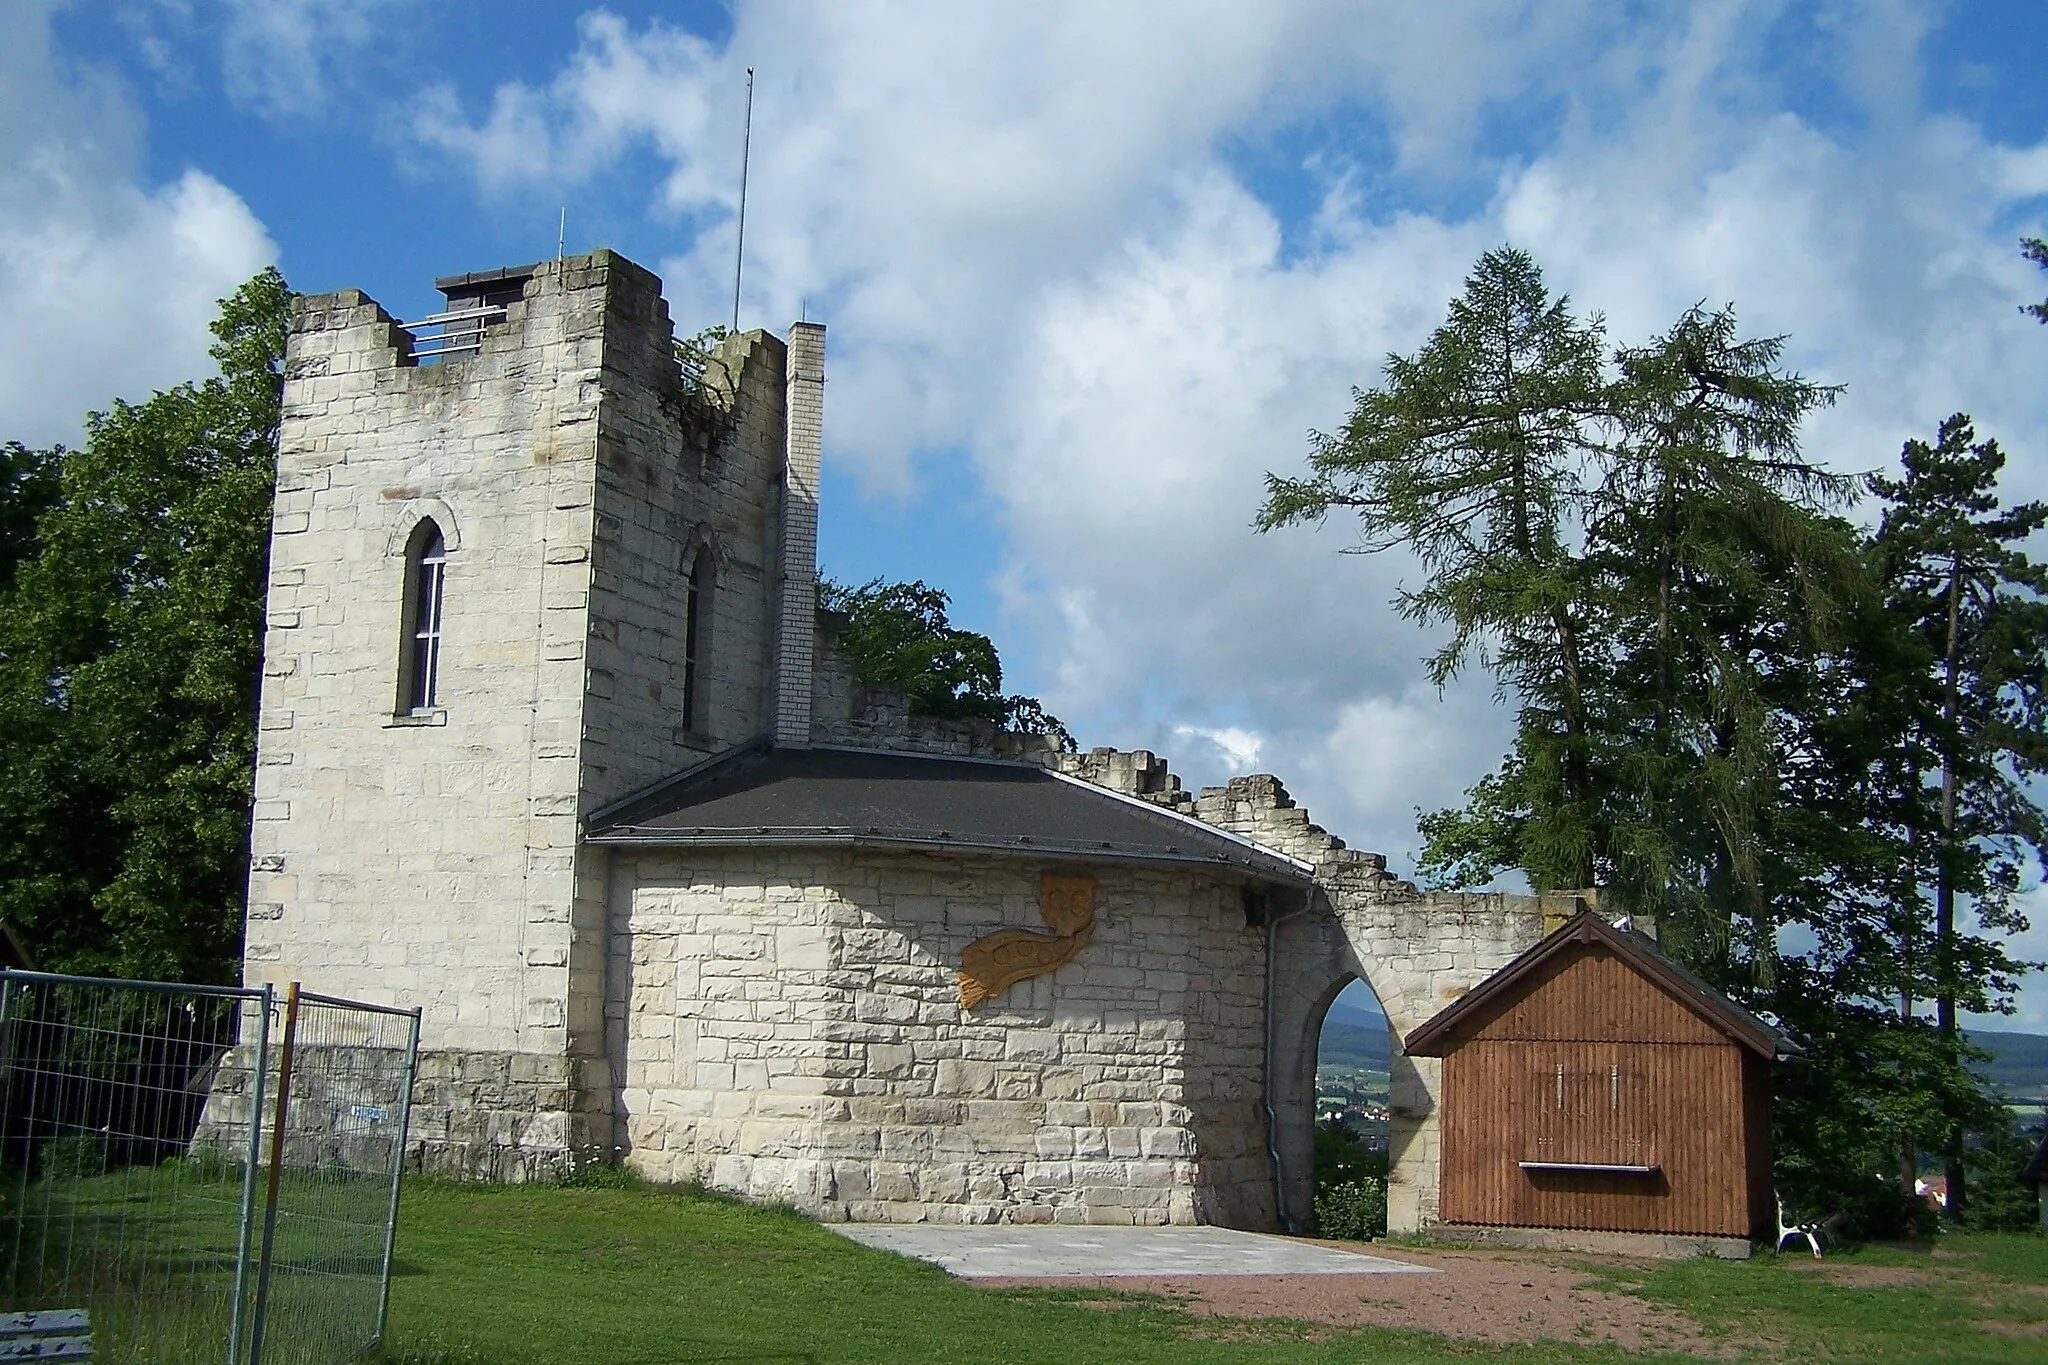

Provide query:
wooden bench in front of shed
left=0, top=1310, right=93, bottom=1361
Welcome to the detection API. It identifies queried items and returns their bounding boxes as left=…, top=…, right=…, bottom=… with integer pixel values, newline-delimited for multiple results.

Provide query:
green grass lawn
left=1577, top=1233, right=2048, bottom=1362
left=4, top=1158, right=406, bottom=1365
left=380, top=1180, right=2048, bottom=1365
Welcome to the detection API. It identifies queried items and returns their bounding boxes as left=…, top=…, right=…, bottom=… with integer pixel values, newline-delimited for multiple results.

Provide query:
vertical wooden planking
left=1435, top=940, right=1761, bottom=1236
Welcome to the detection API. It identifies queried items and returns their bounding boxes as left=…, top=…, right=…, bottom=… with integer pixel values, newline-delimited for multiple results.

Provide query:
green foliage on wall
left=819, top=576, right=1074, bottom=750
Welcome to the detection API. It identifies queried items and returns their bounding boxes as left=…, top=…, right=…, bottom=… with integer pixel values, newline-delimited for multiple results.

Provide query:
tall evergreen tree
left=1264, top=248, right=2048, bottom=1228
left=1867, top=413, right=2048, bottom=1221
left=1591, top=304, right=1850, bottom=980
left=0, top=268, right=289, bottom=982
left=1257, top=247, right=1611, bottom=888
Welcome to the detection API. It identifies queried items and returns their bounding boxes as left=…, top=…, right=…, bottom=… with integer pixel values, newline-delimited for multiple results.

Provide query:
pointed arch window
left=399, top=521, right=448, bottom=714
left=682, top=546, right=715, bottom=734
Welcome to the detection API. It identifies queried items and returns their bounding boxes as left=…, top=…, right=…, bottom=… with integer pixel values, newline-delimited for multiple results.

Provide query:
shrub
left=38, top=1134, right=108, bottom=1180
left=1959, top=1111, right=2044, bottom=1233
left=1312, top=1118, right=1387, bottom=1192
left=1315, top=1177, right=1387, bottom=1241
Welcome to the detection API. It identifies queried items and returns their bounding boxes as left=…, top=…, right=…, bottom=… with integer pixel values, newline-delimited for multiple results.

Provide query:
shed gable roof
left=1402, top=911, right=1800, bottom=1060
left=584, top=739, right=1315, bottom=886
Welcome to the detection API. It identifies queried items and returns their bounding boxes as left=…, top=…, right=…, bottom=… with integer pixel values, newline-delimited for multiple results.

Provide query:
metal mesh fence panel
left=0, top=973, right=267, bottom=1364
left=0, top=972, right=418, bottom=1365
left=243, top=988, right=419, bottom=1365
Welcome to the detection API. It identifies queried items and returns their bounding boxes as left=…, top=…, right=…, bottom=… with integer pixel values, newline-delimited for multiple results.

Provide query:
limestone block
left=1002, top=1030, right=1061, bottom=1063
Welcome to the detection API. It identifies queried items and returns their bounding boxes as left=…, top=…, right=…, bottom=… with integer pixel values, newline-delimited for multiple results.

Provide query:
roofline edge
left=583, top=827, right=1314, bottom=884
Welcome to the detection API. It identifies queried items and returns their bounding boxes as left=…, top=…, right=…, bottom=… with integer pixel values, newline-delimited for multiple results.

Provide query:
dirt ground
left=981, top=1243, right=1758, bottom=1356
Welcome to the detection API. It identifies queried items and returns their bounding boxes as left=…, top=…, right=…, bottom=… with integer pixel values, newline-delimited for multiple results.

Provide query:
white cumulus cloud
left=216, top=0, right=403, bottom=118
left=1173, top=724, right=1265, bottom=774
left=0, top=1, right=275, bottom=448
left=410, top=4, right=2048, bottom=928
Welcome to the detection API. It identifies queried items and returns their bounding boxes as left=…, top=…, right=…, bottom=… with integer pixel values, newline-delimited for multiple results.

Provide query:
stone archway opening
left=1308, top=975, right=1392, bottom=1238
left=1265, top=915, right=1398, bottom=1236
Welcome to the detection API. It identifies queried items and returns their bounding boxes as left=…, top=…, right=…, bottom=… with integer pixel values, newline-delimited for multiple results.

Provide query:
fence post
left=0, top=976, right=13, bottom=1178
left=245, top=982, right=301, bottom=1365
left=225, top=984, right=274, bottom=1365
left=373, top=1008, right=423, bottom=1347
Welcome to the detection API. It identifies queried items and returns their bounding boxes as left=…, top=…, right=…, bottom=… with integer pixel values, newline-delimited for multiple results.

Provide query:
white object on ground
left=1774, top=1197, right=1825, bottom=1259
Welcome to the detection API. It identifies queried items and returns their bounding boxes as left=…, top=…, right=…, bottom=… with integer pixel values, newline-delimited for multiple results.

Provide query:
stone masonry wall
left=607, top=849, right=1274, bottom=1226
left=576, top=260, right=791, bottom=1088
left=772, top=324, right=825, bottom=745
left=582, top=265, right=786, bottom=798
left=1056, top=749, right=1578, bottom=1236
left=248, top=251, right=798, bottom=1179
left=250, top=241, right=1599, bottom=1215
left=250, top=264, right=606, bottom=1063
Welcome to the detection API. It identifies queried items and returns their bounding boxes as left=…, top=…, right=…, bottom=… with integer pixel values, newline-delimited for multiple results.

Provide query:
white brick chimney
left=773, top=321, right=825, bottom=746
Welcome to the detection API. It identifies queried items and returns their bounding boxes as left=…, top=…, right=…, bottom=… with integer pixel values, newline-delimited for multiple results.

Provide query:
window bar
left=404, top=305, right=506, bottom=361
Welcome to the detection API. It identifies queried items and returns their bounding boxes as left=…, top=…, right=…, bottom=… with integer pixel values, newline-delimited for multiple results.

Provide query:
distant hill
left=1969, top=1030, right=2048, bottom=1095
left=1315, top=1011, right=2048, bottom=1097
left=1318, top=1001, right=1390, bottom=1073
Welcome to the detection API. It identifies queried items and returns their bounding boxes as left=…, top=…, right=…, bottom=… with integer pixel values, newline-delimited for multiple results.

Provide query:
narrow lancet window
left=401, top=522, right=447, bottom=713
left=682, top=547, right=714, bottom=733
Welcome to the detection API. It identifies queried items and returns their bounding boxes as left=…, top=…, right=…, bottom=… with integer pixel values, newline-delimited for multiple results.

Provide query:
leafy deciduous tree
left=0, top=443, right=60, bottom=591
left=0, top=268, right=289, bottom=983
left=818, top=577, right=1075, bottom=750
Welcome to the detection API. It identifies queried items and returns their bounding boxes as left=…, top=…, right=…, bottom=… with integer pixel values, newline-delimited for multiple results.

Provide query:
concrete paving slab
left=830, top=1224, right=1440, bottom=1279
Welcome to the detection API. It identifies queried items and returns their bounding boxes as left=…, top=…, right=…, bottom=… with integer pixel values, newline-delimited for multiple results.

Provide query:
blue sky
left=5, top=1, right=2048, bottom=1026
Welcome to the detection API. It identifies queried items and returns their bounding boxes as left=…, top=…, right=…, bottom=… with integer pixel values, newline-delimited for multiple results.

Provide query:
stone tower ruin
left=246, top=252, right=824, bottom=1174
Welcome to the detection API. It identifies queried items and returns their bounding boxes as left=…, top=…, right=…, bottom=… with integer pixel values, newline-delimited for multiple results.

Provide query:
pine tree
left=1867, top=414, right=2048, bottom=1221
left=1591, top=303, right=1850, bottom=981
left=1263, top=248, right=2048, bottom=1226
left=1258, top=247, right=1611, bottom=888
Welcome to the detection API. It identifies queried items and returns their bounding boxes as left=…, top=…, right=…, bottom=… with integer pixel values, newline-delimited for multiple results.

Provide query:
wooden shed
left=1405, top=912, right=1797, bottom=1244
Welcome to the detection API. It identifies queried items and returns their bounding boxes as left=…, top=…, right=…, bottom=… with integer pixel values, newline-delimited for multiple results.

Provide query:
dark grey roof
left=585, top=741, right=1313, bottom=885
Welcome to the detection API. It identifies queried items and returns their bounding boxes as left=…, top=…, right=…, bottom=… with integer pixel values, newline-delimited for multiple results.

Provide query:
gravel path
left=982, top=1243, right=1750, bottom=1356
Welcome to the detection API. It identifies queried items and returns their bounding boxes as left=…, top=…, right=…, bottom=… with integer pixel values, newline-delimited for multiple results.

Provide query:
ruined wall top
left=807, top=611, right=1063, bottom=762
left=1053, top=748, right=1417, bottom=897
